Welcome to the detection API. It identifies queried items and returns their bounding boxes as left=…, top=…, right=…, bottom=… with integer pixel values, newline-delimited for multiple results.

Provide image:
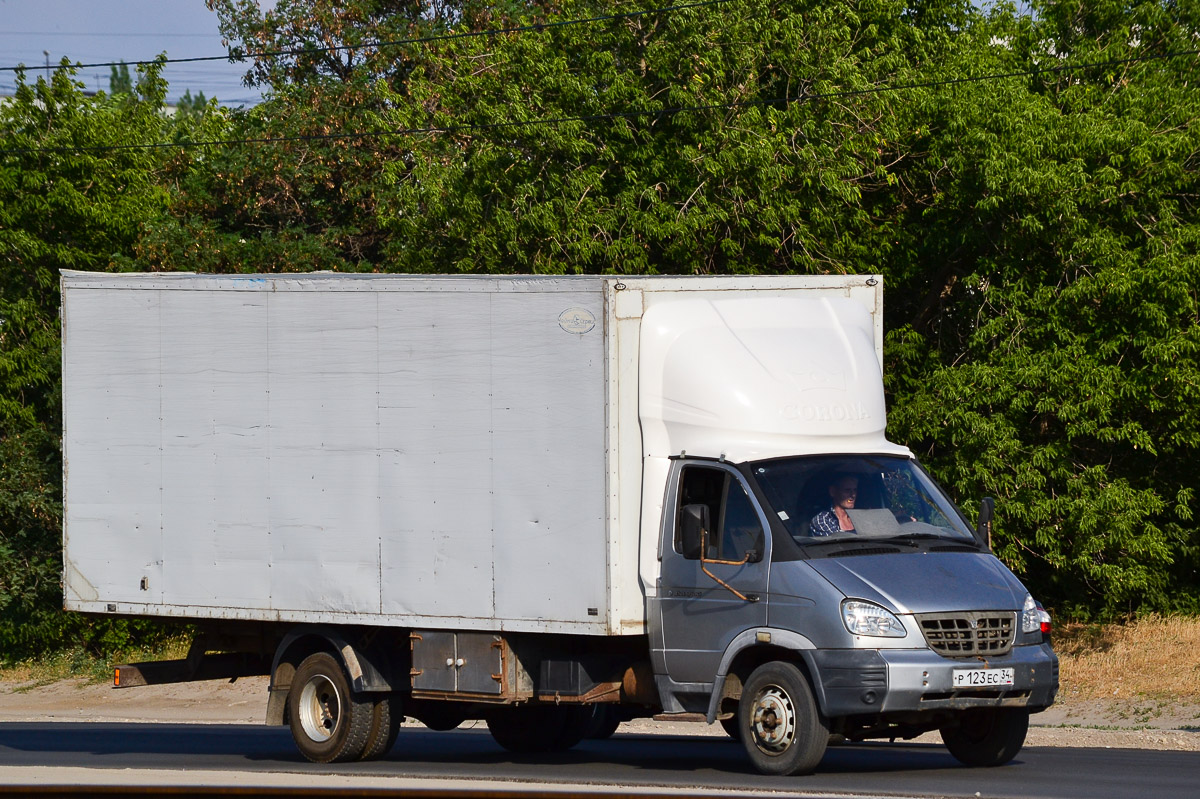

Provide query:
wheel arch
left=705, top=628, right=824, bottom=723
left=266, top=626, right=397, bottom=726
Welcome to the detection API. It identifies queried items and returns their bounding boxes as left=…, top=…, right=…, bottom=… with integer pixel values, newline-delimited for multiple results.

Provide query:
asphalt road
left=0, top=723, right=1197, bottom=799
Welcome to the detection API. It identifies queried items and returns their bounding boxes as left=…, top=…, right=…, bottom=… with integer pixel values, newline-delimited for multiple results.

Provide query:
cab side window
left=721, top=480, right=763, bottom=559
left=675, top=466, right=765, bottom=561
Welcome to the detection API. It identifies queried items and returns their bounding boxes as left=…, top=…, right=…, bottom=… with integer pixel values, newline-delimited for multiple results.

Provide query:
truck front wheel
left=287, top=652, right=374, bottom=763
left=740, top=662, right=828, bottom=776
left=940, top=708, right=1029, bottom=767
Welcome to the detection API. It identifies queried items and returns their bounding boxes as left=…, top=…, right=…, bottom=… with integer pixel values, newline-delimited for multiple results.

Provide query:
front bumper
left=808, top=643, right=1059, bottom=719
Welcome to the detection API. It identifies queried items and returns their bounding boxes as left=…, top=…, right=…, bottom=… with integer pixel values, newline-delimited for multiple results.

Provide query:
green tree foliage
left=374, top=0, right=933, bottom=275
left=109, top=61, right=133, bottom=95
left=157, top=0, right=949, bottom=275
left=1, top=1, right=1197, bottom=633
left=207, top=0, right=493, bottom=88
left=174, top=0, right=1198, bottom=617
left=0, top=60, right=196, bottom=659
left=884, top=0, right=1200, bottom=617
left=175, top=90, right=210, bottom=122
left=149, top=0, right=553, bottom=272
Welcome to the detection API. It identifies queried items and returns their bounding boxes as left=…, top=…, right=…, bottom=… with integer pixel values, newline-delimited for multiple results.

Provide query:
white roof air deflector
left=639, top=296, right=909, bottom=463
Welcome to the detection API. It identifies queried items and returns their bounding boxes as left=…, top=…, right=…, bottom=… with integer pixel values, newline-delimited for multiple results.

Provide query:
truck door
left=659, top=462, right=770, bottom=684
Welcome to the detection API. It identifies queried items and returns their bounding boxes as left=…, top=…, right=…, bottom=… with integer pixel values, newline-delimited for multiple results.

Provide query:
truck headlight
left=842, top=600, right=907, bottom=638
left=1021, top=593, right=1052, bottom=635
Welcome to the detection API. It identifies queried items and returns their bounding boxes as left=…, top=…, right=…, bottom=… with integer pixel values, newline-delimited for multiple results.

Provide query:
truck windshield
left=750, top=455, right=977, bottom=545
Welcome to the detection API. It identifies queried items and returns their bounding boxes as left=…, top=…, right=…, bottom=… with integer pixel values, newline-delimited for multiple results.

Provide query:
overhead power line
left=1, top=48, right=1195, bottom=158
left=0, top=0, right=730, bottom=74
left=0, top=32, right=219, bottom=39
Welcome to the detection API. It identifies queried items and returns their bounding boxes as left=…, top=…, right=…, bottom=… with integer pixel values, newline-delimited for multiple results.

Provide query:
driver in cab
left=810, top=474, right=858, bottom=536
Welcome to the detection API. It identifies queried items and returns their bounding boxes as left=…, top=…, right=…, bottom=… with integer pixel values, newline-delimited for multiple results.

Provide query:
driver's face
left=830, top=478, right=858, bottom=509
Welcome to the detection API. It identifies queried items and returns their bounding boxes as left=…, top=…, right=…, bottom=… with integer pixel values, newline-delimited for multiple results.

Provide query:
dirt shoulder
left=0, top=675, right=267, bottom=724
left=1019, top=695, right=1200, bottom=751
left=1, top=675, right=1197, bottom=751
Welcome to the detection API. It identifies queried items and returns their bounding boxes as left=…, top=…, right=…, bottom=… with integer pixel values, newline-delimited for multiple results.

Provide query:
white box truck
left=61, top=271, right=1057, bottom=775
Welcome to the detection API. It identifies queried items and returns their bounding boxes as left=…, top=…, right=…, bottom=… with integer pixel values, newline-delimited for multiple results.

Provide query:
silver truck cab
left=648, top=453, right=1058, bottom=775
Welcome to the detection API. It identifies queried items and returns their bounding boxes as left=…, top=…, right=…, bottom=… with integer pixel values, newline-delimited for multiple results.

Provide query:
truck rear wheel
left=584, top=705, right=622, bottom=739
left=940, top=708, right=1029, bottom=767
left=360, top=694, right=402, bottom=761
left=487, top=705, right=591, bottom=753
left=740, top=662, right=828, bottom=776
left=287, top=652, right=374, bottom=763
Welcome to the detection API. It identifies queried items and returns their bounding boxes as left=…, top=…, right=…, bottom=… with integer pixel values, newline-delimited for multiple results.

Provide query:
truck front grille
left=917, top=612, right=1015, bottom=656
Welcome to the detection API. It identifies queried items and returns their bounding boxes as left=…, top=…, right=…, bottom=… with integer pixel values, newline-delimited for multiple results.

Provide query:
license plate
left=952, top=667, right=1015, bottom=688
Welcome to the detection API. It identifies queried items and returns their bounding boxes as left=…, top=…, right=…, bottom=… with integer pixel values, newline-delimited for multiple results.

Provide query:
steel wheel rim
left=750, top=684, right=796, bottom=754
left=297, top=674, right=341, bottom=742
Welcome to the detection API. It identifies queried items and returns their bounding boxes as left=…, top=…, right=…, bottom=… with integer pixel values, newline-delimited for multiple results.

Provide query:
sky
left=0, top=0, right=264, bottom=106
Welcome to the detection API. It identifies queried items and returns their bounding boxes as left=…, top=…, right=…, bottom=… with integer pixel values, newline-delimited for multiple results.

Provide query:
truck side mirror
left=979, top=497, right=995, bottom=549
left=679, top=504, right=710, bottom=560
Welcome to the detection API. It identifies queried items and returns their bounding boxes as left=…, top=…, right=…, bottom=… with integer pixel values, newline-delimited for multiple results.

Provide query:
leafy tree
left=0, top=59, right=191, bottom=659
left=375, top=0, right=974, bottom=276
left=159, top=0, right=944, bottom=275
left=884, top=0, right=1200, bottom=617
left=143, top=0, right=567, bottom=273
left=178, top=0, right=1198, bottom=616
left=109, top=61, right=133, bottom=95
left=207, top=0, right=552, bottom=88
left=2, top=0, right=1197, bottom=630
left=176, top=89, right=209, bottom=121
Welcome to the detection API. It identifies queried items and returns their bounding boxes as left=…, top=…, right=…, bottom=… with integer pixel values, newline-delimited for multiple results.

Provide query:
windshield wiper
left=797, top=536, right=874, bottom=546
left=882, top=532, right=980, bottom=548
left=797, top=536, right=915, bottom=551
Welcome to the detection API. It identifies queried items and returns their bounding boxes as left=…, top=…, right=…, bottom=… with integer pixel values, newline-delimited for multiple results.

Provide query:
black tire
left=287, top=652, right=374, bottom=763
left=719, top=715, right=742, bottom=741
left=740, top=662, right=828, bottom=776
left=360, top=694, right=402, bottom=761
left=487, top=705, right=592, bottom=753
left=940, top=708, right=1029, bottom=767
left=585, top=705, right=622, bottom=739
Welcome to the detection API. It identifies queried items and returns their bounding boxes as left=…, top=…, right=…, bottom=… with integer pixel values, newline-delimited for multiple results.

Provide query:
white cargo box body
left=61, top=272, right=880, bottom=636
